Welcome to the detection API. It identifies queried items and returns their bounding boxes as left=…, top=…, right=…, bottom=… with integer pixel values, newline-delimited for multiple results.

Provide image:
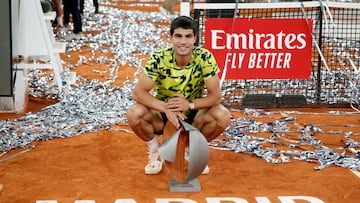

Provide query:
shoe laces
left=147, top=148, right=160, bottom=164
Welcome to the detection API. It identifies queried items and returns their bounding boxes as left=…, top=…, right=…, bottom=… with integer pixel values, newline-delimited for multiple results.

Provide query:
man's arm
left=191, top=75, right=222, bottom=110
left=133, top=72, right=183, bottom=128
left=132, top=72, right=167, bottom=113
left=166, top=75, right=221, bottom=112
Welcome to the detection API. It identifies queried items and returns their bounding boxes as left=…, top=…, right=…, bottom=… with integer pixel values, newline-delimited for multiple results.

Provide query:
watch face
left=189, top=102, right=195, bottom=110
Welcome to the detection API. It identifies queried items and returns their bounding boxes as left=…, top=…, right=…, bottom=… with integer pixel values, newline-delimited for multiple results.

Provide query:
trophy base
left=168, top=178, right=201, bottom=192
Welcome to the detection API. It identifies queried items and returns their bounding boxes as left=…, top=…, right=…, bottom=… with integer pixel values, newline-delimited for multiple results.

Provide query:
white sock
left=56, top=15, right=63, bottom=27
left=146, top=137, right=159, bottom=152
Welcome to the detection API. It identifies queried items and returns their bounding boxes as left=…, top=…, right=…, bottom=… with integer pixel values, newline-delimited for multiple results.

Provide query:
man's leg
left=70, top=0, right=82, bottom=34
left=62, top=0, right=70, bottom=25
left=127, top=103, right=165, bottom=174
left=193, top=104, right=231, bottom=141
left=93, top=0, right=99, bottom=13
left=80, top=0, right=84, bottom=14
left=188, top=104, right=230, bottom=174
left=127, top=103, right=164, bottom=142
left=52, top=0, right=63, bottom=27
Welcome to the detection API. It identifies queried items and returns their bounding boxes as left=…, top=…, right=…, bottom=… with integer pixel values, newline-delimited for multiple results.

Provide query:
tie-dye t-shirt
left=143, top=46, right=219, bottom=102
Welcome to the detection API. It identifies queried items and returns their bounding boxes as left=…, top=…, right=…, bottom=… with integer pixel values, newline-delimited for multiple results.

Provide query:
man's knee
left=220, top=108, right=231, bottom=127
left=213, top=105, right=231, bottom=128
left=126, top=104, right=144, bottom=122
left=194, top=105, right=230, bottom=132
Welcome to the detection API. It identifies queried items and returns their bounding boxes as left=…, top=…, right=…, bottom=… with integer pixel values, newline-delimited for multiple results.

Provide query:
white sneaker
left=63, top=24, right=72, bottom=29
left=202, top=165, right=210, bottom=174
left=145, top=149, right=163, bottom=175
left=65, top=33, right=84, bottom=40
left=185, top=148, right=209, bottom=175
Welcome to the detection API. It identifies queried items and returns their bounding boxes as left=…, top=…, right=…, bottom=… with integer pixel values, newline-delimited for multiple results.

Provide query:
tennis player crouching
left=126, top=16, right=231, bottom=175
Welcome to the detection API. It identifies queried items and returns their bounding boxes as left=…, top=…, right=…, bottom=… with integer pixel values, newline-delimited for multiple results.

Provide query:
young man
left=127, top=16, right=231, bottom=175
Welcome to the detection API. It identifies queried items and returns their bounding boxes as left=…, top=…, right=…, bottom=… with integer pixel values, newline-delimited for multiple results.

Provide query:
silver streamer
left=2, top=5, right=175, bottom=156
left=1, top=77, right=135, bottom=154
left=210, top=108, right=360, bottom=170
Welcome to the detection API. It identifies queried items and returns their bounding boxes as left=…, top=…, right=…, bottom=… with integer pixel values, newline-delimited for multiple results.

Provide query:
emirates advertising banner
left=204, top=18, right=313, bottom=79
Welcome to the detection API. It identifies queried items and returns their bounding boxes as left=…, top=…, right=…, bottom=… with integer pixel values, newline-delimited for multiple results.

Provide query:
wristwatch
left=189, top=102, right=195, bottom=110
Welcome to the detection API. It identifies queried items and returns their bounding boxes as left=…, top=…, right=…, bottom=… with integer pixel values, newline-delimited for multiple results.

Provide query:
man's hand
left=164, top=109, right=185, bottom=129
left=166, top=93, right=189, bottom=112
left=165, top=94, right=189, bottom=128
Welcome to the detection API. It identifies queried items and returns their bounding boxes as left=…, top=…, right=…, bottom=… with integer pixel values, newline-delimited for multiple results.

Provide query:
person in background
left=63, top=0, right=83, bottom=40
left=80, top=0, right=99, bottom=14
left=126, top=16, right=231, bottom=175
left=51, top=0, right=64, bottom=28
left=159, top=0, right=178, bottom=15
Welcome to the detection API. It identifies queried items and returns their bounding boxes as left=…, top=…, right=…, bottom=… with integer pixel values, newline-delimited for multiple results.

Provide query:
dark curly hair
left=170, top=16, right=198, bottom=36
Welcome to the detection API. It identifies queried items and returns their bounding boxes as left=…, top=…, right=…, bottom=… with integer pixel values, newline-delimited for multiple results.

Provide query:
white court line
left=350, top=170, right=360, bottom=178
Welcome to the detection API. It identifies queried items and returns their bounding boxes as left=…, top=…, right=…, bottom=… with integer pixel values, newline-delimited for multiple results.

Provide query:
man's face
left=170, top=28, right=196, bottom=57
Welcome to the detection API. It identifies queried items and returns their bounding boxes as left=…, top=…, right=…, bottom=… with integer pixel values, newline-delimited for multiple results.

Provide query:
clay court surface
left=1, top=1, right=360, bottom=203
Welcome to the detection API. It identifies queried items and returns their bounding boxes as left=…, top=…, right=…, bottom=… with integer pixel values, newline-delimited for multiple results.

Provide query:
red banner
left=204, top=18, right=313, bottom=79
